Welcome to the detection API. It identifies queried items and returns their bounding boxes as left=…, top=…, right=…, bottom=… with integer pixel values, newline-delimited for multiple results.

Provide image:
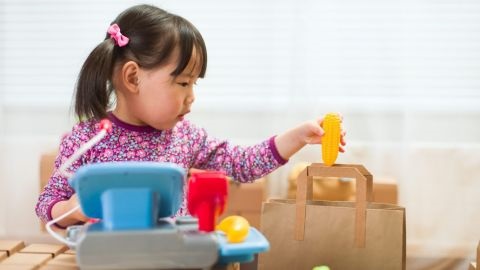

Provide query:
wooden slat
left=0, top=253, right=51, bottom=269
left=0, top=241, right=25, bottom=256
left=42, top=254, right=78, bottom=270
left=0, top=252, right=7, bottom=262
left=20, top=245, right=68, bottom=258
left=63, top=250, right=75, bottom=255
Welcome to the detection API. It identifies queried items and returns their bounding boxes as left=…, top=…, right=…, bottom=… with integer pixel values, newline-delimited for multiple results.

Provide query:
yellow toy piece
left=216, top=215, right=250, bottom=243
left=321, top=113, right=341, bottom=166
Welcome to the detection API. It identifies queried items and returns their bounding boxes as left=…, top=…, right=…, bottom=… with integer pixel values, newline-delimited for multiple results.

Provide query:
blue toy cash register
left=62, top=162, right=269, bottom=270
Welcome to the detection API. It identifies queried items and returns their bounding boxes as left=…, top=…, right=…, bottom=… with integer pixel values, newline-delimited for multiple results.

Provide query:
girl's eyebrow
left=170, top=72, right=192, bottom=78
left=178, top=73, right=197, bottom=79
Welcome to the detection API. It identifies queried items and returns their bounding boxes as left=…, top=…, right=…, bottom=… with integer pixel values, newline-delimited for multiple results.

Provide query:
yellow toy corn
left=321, top=113, right=341, bottom=166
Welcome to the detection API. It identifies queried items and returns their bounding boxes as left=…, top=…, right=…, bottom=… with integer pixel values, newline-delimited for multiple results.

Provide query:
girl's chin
left=166, top=119, right=182, bottom=129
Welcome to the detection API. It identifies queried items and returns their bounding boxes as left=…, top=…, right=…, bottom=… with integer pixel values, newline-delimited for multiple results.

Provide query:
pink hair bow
left=107, top=24, right=129, bottom=47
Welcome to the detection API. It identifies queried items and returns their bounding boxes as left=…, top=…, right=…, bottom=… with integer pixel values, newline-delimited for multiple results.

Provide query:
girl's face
left=128, top=55, right=200, bottom=130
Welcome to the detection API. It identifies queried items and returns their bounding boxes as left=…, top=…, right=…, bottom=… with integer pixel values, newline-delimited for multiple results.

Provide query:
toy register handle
left=294, top=164, right=373, bottom=248
left=187, top=171, right=228, bottom=232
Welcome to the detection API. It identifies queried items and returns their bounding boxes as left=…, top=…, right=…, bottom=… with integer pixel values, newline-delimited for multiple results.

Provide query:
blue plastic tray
left=216, top=227, right=270, bottom=263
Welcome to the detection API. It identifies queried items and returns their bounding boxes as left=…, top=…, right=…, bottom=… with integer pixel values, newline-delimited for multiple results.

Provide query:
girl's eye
left=178, top=82, right=189, bottom=87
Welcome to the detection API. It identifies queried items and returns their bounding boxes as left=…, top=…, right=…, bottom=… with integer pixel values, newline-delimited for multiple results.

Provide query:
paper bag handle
left=294, top=163, right=373, bottom=248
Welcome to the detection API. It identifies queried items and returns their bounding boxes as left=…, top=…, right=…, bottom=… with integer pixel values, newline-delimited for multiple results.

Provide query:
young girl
left=35, top=4, right=345, bottom=228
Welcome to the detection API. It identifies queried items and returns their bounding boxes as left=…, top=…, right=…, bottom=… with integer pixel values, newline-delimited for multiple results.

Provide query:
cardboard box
left=219, top=179, right=266, bottom=229
left=225, top=179, right=265, bottom=212
left=20, top=244, right=68, bottom=258
left=372, top=179, right=398, bottom=204
left=39, top=151, right=57, bottom=192
left=0, top=253, right=51, bottom=269
left=39, top=152, right=58, bottom=232
left=0, top=241, right=25, bottom=256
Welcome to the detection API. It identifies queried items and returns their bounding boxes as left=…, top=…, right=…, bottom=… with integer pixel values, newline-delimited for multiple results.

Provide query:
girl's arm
left=188, top=118, right=345, bottom=182
left=36, top=167, right=89, bottom=228
left=35, top=122, right=95, bottom=227
left=274, top=119, right=345, bottom=160
left=50, top=194, right=89, bottom=227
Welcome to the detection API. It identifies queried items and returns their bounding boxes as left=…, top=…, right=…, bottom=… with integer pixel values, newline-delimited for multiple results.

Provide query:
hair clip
left=107, top=23, right=129, bottom=47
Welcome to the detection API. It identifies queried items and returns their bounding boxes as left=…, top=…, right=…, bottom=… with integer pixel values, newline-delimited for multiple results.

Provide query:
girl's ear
left=121, top=61, right=140, bottom=94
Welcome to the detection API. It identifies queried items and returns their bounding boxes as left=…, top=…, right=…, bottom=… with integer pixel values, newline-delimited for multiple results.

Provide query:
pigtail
left=74, top=40, right=115, bottom=120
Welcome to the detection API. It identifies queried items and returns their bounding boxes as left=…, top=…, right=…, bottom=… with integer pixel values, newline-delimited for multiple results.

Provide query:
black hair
left=74, top=4, right=207, bottom=120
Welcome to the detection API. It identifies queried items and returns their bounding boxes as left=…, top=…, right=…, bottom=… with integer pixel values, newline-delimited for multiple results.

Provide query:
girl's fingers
left=317, top=118, right=324, bottom=127
left=314, top=125, right=325, bottom=137
left=340, top=130, right=347, bottom=146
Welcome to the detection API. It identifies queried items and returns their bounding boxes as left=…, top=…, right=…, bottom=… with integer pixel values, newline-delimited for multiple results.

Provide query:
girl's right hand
left=68, top=194, right=90, bottom=222
left=51, top=193, right=90, bottom=227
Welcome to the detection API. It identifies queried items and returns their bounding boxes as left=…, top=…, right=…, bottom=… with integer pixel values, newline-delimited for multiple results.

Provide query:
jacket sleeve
left=189, top=123, right=288, bottom=182
left=35, top=124, right=92, bottom=223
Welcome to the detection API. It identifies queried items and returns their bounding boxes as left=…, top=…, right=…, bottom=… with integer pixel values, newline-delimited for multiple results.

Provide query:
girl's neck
left=108, top=111, right=156, bottom=133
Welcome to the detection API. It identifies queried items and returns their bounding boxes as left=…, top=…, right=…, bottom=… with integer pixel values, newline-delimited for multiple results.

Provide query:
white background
left=0, top=0, right=479, bottom=263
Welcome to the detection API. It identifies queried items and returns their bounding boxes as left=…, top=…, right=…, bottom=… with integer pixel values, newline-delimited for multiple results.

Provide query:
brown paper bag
left=258, top=164, right=406, bottom=270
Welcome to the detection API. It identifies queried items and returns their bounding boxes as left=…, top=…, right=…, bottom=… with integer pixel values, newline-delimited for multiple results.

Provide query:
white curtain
left=0, top=0, right=479, bottom=263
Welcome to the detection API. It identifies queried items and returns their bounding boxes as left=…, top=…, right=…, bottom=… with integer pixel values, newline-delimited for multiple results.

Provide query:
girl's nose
left=185, top=94, right=195, bottom=105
